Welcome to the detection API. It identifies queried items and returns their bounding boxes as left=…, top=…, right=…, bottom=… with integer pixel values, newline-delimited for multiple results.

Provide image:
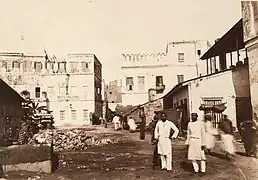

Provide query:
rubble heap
left=29, top=129, right=122, bottom=152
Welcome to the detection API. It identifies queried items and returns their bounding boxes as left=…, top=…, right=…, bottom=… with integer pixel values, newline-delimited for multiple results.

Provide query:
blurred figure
left=112, top=114, right=121, bottom=130
left=127, top=116, right=137, bottom=132
left=176, top=108, right=183, bottom=136
left=204, top=113, right=218, bottom=154
left=154, top=111, right=179, bottom=172
left=218, top=115, right=235, bottom=160
left=185, top=113, right=206, bottom=176
left=240, top=120, right=257, bottom=157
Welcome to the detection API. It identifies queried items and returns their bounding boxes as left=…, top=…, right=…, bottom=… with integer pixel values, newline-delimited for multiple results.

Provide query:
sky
left=0, top=0, right=242, bottom=83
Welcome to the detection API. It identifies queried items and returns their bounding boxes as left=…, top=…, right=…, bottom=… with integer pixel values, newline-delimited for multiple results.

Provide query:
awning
left=201, top=19, right=244, bottom=60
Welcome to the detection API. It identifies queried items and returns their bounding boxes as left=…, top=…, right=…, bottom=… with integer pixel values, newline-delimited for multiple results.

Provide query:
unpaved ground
left=4, top=125, right=258, bottom=180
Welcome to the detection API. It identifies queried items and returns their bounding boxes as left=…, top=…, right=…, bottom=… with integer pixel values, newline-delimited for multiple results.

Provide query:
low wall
left=0, top=143, right=53, bottom=173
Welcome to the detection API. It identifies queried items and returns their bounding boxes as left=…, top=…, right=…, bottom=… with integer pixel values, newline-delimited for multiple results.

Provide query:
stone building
left=242, top=1, right=258, bottom=122
left=120, top=40, right=211, bottom=106
left=163, top=18, right=251, bottom=132
left=104, top=80, right=122, bottom=111
left=0, top=52, right=102, bottom=126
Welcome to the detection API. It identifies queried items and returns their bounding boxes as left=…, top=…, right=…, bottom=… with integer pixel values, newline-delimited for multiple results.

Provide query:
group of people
left=112, top=114, right=137, bottom=132
left=150, top=110, right=245, bottom=176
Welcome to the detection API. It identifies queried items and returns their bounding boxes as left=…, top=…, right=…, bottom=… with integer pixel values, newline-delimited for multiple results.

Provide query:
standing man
left=127, top=116, right=137, bottom=132
left=139, top=107, right=146, bottom=140
left=185, top=113, right=206, bottom=176
left=112, top=114, right=121, bottom=130
left=151, top=111, right=161, bottom=170
left=154, top=111, right=179, bottom=172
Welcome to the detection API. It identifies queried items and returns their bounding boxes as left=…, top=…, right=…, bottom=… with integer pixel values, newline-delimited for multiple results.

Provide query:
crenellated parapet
left=122, top=52, right=166, bottom=62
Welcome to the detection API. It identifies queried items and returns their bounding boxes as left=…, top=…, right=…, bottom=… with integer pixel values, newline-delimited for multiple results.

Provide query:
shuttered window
left=71, top=110, right=77, bottom=121
left=60, top=110, right=65, bottom=121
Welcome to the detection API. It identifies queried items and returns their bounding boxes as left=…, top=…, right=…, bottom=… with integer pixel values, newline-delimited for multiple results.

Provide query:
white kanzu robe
left=185, top=121, right=206, bottom=160
left=128, top=118, right=137, bottom=131
left=154, top=120, right=179, bottom=155
left=112, top=116, right=121, bottom=130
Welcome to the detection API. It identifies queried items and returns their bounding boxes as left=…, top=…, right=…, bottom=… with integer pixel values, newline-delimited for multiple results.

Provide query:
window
left=34, top=62, right=42, bottom=73
left=71, top=86, right=77, bottom=95
left=156, top=76, right=163, bottom=86
left=81, top=62, right=89, bottom=72
left=13, top=61, right=20, bottom=68
left=138, top=76, right=145, bottom=90
left=202, top=97, right=223, bottom=128
left=60, top=110, right=65, bottom=121
left=109, top=92, right=112, bottom=95
left=59, top=86, right=66, bottom=96
left=177, top=75, right=184, bottom=83
left=126, top=77, right=133, bottom=91
left=69, top=62, right=79, bottom=73
left=0, top=61, right=6, bottom=68
left=57, top=62, right=66, bottom=73
left=23, top=61, right=32, bottom=72
left=6, top=62, right=12, bottom=72
left=178, top=53, right=184, bottom=62
left=83, top=109, right=89, bottom=121
left=45, top=62, right=54, bottom=73
left=197, top=50, right=201, bottom=56
left=47, top=86, right=55, bottom=98
left=81, top=86, right=88, bottom=99
left=71, top=110, right=77, bottom=121
left=97, top=87, right=101, bottom=95
left=35, top=87, right=40, bottom=98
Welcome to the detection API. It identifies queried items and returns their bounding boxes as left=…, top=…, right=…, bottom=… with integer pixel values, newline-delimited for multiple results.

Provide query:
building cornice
left=121, top=64, right=197, bottom=69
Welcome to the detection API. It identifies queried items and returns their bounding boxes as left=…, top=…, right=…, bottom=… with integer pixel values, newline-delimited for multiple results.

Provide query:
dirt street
left=4, top=126, right=258, bottom=180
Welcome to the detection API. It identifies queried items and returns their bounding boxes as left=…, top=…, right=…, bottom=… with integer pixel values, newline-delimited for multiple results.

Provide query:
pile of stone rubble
left=29, top=128, right=122, bottom=152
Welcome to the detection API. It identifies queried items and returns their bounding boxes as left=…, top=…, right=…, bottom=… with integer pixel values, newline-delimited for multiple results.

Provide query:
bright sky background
left=0, top=0, right=242, bottom=83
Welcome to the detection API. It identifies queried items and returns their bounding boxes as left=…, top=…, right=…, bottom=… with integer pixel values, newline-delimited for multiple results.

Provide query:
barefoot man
left=154, top=111, right=179, bottom=172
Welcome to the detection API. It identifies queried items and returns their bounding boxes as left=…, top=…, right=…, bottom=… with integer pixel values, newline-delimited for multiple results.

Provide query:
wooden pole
left=210, top=58, right=212, bottom=74
left=206, top=59, right=209, bottom=74
left=236, top=37, right=240, bottom=62
left=214, top=56, right=217, bottom=71
left=230, top=43, right=233, bottom=66
left=139, top=107, right=146, bottom=140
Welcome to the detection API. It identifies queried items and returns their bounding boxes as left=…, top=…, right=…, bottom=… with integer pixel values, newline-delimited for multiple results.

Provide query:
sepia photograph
left=0, top=0, right=257, bottom=179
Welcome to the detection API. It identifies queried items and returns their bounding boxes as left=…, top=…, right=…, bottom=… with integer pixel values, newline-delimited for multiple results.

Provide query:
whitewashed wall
left=188, top=70, right=237, bottom=127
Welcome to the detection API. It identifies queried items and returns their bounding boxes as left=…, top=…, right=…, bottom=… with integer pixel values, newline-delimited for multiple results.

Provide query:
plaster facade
left=120, top=40, right=211, bottom=106
left=0, top=52, right=102, bottom=126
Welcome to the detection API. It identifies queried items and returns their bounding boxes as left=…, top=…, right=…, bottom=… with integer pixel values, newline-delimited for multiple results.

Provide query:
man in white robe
left=127, top=116, right=137, bottom=132
left=154, top=112, right=179, bottom=172
left=185, top=113, right=206, bottom=176
left=112, top=115, right=121, bottom=130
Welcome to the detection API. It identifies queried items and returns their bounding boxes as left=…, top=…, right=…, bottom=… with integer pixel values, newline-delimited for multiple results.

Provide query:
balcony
left=156, top=84, right=165, bottom=93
